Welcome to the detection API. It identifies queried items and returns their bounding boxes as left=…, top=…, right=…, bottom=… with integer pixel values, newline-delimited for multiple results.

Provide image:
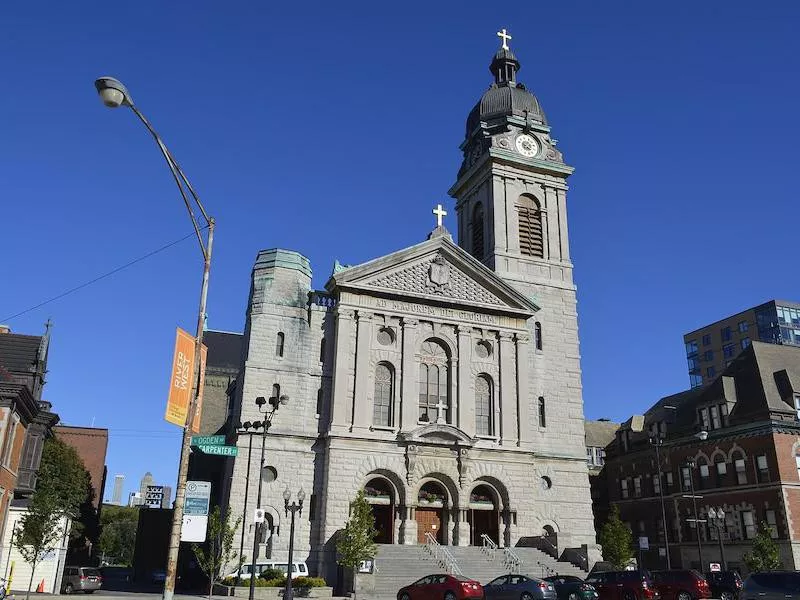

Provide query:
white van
left=229, top=561, right=309, bottom=580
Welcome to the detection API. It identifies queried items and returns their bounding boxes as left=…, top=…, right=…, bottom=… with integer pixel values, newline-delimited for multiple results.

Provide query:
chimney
left=0, top=325, right=10, bottom=334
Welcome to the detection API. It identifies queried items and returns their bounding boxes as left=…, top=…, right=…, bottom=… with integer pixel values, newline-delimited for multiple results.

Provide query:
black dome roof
left=465, top=46, right=547, bottom=136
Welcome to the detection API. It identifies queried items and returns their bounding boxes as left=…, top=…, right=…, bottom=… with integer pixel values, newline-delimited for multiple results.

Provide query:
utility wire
left=2, top=227, right=208, bottom=323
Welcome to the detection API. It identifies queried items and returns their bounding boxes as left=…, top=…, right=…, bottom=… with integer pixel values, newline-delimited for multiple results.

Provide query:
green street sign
left=195, top=444, right=238, bottom=457
left=191, top=435, right=226, bottom=447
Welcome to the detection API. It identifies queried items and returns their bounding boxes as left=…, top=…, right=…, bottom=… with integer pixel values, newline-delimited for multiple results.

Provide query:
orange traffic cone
left=36, top=579, right=44, bottom=593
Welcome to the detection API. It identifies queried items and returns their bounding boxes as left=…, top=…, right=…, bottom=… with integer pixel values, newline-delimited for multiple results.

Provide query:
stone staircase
left=372, top=544, right=587, bottom=600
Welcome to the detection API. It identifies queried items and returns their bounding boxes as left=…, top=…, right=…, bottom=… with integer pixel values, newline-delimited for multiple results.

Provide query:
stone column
left=557, top=188, right=570, bottom=262
left=457, top=326, right=474, bottom=436
left=492, top=174, right=507, bottom=254
left=402, top=506, right=418, bottom=545
left=515, top=333, right=532, bottom=445
left=546, top=186, right=559, bottom=261
left=456, top=509, right=471, bottom=547
left=400, top=318, right=419, bottom=431
left=352, top=311, right=373, bottom=430
left=329, top=308, right=355, bottom=432
left=498, top=332, right=517, bottom=445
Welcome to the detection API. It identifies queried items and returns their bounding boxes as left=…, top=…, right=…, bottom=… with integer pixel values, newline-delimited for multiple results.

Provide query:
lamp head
left=718, top=508, right=725, bottom=519
left=297, top=487, right=306, bottom=504
left=696, top=430, right=709, bottom=441
left=283, top=486, right=291, bottom=503
left=708, top=507, right=717, bottom=519
left=94, top=76, right=132, bottom=108
left=255, top=396, right=267, bottom=408
left=242, top=421, right=252, bottom=430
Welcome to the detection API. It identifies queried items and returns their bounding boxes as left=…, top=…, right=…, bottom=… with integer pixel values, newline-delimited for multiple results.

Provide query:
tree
left=336, top=490, right=378, bottom=600
left=599, top=504, right=633, bottom=569
left=744, top=521, right=782, bottom=572
left=191, top=506, right=242, bottom=598
left=14, top=438, right=89, bottom=600
left=98, top=505, right=139, bottom=566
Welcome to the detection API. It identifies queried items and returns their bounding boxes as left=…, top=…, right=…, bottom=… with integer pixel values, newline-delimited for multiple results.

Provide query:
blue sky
left=2, top=2, right=798, bottom=499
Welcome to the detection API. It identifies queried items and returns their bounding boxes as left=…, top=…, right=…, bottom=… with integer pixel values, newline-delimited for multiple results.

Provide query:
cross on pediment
left=497, top=28, right=512, bottom=50
left=432, top=204, right=447, bottom=228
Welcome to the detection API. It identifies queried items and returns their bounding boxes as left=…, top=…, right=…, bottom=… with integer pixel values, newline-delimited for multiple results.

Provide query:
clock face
left=515, top=134, right=539, bottom=158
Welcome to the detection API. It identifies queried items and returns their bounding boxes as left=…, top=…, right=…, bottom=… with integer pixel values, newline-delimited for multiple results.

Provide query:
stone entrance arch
left=364, top=476, right=397, bottom=544
left=467, top=483, right=500, bottom=546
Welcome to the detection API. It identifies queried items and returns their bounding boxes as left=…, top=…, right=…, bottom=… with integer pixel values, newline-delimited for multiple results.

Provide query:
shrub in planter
left=259, top=568, right=286, bottom=582
left=293, top=577, right=326, bottom=588
left=261, top=577, right=287, bottom=587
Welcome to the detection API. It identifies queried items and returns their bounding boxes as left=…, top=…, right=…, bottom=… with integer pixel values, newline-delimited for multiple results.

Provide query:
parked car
left=484, top=574, right=557, bottom=600
left=742, top=572, right=800, bottom=600
left=585, top=570, right=659, bottom=600
left=226, top=561, right=309, bottom=580
left=61, top=566, right=103, bottom=594
left=397, top=574, right=484, bottom=600
left=150, top=570, right=167, bottom=584
left=704, top=571, right=742, bottom=600
left=544, top=575, right=598, bottom=600
left=651, top=570, right=710, bottom=600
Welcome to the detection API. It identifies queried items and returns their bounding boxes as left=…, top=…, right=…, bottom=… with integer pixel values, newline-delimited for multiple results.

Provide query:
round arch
left=414, top=472, right=460, bottom=545
left=363, top=473, right=402, bottom=545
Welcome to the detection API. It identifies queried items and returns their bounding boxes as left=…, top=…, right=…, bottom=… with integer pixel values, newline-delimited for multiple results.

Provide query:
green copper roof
left=254, top=248, right=312, bottom=278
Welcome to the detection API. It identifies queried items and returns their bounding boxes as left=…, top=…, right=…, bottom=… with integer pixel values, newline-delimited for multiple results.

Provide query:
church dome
left=466, top=46, right=547, bottom=136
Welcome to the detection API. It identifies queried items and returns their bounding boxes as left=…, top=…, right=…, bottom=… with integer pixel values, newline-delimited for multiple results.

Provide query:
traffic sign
left=191, top=435, right=226, bottom=447
left=195, top=444, right=238, bottom=457
left=638, top=536, right=649, bottom=550
left=710, top=563, right=721, bottom=572
left=185, top=481, right=211, bottom=516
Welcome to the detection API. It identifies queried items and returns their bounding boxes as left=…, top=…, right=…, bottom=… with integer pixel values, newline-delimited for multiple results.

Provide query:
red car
left=651, top=571, right=711, bottom=600
left=398, top=574, right=484, bottom=600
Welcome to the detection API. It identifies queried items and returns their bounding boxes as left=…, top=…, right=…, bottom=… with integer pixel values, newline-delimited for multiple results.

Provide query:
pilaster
left=498, top=332, right=516, bottom=445
left=546, top=186, right=559, bottom=261
left=352, top=311, right=373, bottom=431
left=558, top=188, right=570, bottom=262
left=457, top=326, right=474, bottom=436
left=515, top=333, right=531, bottom=445
left=329, top=308, right=355, bottom=432
left=492, top=174, right=507, bottom=254
left=400, top=318, right=419, bottom=432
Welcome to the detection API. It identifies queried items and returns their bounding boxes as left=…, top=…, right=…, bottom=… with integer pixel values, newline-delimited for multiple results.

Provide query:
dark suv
left=585, top=570, right=660, bottom=600
left=704, top=571, right=742, bottom=600
left=742, top=572, right=800, bottom=600
left=651, top=570, right=710, bottom=600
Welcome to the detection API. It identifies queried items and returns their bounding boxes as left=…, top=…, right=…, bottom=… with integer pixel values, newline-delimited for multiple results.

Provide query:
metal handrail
left=424, top=533, right=463, bottom=575
left=537, top=560, right=556, bottom=578
left=503, top=546, right=523, bottom=574
left=481, top=533, right=498, bottom=559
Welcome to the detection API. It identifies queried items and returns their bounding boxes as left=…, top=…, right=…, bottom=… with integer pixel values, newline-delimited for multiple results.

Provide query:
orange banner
left=191, top=344, right=208, bottom=433
left=165, top=328, right=196, bottom=427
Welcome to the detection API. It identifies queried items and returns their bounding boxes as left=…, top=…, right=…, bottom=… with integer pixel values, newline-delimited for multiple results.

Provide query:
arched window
left=276, top=332, right=285, bottom=357
left=272, top=383, right=280, bottom=401
left=319, top=338, right=326, bottom=363
left=517, top=195, right=544, bottom=258
left=538, top=396, right=546, bottom=428
left=535, top=322, right=543, bottom=351
left=472, top=203, right=485, bottom=259
left=374, top=363, right=394, bottom=427
left=475, top=375, right=493, bottom=436
left=419, top=340, right=450, bottom=424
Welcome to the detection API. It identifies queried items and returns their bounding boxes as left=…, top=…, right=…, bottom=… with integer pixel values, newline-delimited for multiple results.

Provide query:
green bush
left=260, top=568, right=285, bottom=581
left=294, top=577, right=326, bottom=588
left=261, top=577, right=287, bottom=587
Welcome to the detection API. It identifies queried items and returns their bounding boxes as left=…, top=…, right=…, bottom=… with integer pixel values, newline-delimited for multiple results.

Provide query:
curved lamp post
left=94, top=76, right=214, bottom=600
left=283, top=487, right=306, bottom=600
left=707, top=507, right=727, bottom=571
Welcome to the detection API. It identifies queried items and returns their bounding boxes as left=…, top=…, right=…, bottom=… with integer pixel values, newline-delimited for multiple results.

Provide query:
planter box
left=213, top=584, right=333, bottom=599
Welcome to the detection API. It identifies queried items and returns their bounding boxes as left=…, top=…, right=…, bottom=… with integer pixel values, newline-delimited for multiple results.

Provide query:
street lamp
left=248, top=394, right=289, bottom=600
left=649, top=436, right=672, bottom=569
left=683, top=459, right=705, bottom=570
left=707, top=507, right=727, bottom=571
left=233, top=420, right=261, bottom=587
left=283, top=487, right=306, bottom=600
left=95, top=76, right=214, bottom=600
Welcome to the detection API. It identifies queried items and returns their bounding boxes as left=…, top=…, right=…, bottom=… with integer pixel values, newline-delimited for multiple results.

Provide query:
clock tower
left=449, top=31, right=586, bottom=457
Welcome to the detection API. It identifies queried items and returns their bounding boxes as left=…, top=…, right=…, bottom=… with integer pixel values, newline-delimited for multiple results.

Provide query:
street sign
left=191, top=435, right=226, bottom=447
left=638, top=536, right=649, bottom=550
left=185, top=481, right=211, bottom=516
left=181, top=515, right=208, bottom=542
left=195, top=444, right=238, bottom=457
left=710, top=563, right=721, bottom=572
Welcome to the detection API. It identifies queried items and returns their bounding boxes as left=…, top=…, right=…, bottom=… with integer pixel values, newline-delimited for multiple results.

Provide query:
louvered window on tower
left=472, top=203, right=485, bottom=259
left=517, top=195, right=544, bottom=258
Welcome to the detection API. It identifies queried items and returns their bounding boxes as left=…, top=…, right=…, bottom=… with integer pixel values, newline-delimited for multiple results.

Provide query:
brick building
left=605, top=341, right=800, bottom=573
left=54, top=426, right=108, bottom=511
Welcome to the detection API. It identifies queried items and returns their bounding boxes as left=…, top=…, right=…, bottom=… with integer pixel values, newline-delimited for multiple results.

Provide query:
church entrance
left=468, top=484, right=500, bottom=546
left=417, top=481, right=447, bottom=544
left=364, top=477, right=395, bottom=544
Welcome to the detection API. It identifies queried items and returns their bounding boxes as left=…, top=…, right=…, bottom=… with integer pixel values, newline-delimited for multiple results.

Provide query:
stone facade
left=226, top=37, right=598, bottom=582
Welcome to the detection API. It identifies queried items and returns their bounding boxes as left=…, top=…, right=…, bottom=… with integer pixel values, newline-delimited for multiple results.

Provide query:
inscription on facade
left=374, top=299, right=498, bottom=325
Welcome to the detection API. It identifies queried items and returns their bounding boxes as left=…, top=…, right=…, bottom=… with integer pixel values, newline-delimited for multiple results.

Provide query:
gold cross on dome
left=497, top=28, right=512, bottom=50
left=432, top=204, right=447, bottom=228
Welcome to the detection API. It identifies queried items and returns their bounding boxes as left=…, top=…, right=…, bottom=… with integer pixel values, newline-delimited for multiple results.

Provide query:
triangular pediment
left=327, top=234, right=538, bottom=316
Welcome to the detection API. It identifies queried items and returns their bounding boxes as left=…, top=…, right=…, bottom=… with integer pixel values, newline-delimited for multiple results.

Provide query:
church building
left=227, top=31, right=599, bottom=578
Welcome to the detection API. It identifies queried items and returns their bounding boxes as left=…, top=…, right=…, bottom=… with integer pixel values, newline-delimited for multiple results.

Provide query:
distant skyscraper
left=128, top=492, right=143, bottom=507
left=139, top=472, right=154, bottom=498
left=111, top=474, right=125, bottom=505
left=161, top=486, right=172, bottom=509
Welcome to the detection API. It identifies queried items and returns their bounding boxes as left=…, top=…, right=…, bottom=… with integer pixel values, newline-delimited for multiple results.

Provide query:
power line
left=2, top=227, right=207, bottom=322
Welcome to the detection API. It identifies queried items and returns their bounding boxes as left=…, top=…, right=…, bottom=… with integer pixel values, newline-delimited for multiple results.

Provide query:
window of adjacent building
left=715, top=457, right=727, bottom=485
left=418, top=340, right=450, bottom=424
left=740, top=337, right=750, bottom=350
left=741, top=510, right=756, bottom=539
left=766, top=509, right=778, bottom=539
left=634, top=476, right=642, bottom=497
left=738, top=320, right=749, bottom=333
left=620, top=479, right=629, bottom=499
left=681, top=466, right=692, bottom=491
left=535, top=322, right=543, bottom=351
left=472, top=202, right=485, bottom=259
left=586, top=447, right=593, bottom=465
left=756, top=454, right=769, bottom=483
left=688, top=356, right=700, bottom=372
left=275, top=332, right=285, bottom=357
left=706, top=366, right=716, bottom=379
left=721, top=326, right=732, bottom=342
left=690, top=374, right=704, bottom=388
left=373, top=363, right=394, bottom=427
left=665, top=472, right=673, bottom=490
left=734, top=454, right=747, bottom=484
left=795, top=394, right=800, bottom=420
left=702, top=334, right=711, bottom=346
left=686, top=340, right=699, bottom=356
left=538, top=397, right=547, bottom=428
left=703, top=350, right=713, bottom=362
left=720, top=403, right=729, bottom=419
left=517, top=195, right=544, bottom=258
left=652, top=473, right=661, bottom=495
left=710, top=405, right=721, bottom=430
left=723, top=343, right=735, bottom=359
left=19, top=432, right=42, bottom=472
left=475, top=375, right=493, bottom=436
left=1, top=415, right=19, bottom=469
left=699, top=462, right=710, bottom=483
left=597, top=448, right=605, bottom=466
left=699, top=408, right=710, bottom=430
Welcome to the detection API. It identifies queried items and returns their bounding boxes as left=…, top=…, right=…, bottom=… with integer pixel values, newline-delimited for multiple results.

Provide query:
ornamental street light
left=94, top=76, right=213, bottom=600
left=233, top=420, right=261, bottom=588
left=248, top=394, right=288, bottom=600
left=283, top=487, right=306, bottom=600
left=649, top=436, right=672, bottom=569
left=683, top=459, right=705, bottom=571
left=707, top=507, right=728, bottom=571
